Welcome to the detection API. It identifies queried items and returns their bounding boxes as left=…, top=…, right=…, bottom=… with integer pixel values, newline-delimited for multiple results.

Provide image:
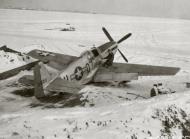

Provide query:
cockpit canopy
left=80, top=50, right=90, bottom=57
left=91, top=47, right=99, bottom=57
left=80, top=47, right=100, bottom=60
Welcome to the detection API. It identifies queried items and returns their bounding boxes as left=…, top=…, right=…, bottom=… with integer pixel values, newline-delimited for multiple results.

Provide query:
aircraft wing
left=110, top=62, right=180, bottom=76
left=27, top=49, right=78, bottom=71
left=93, top=66, right=138, bottom=82
left=93, top=62, right=180, bottom=82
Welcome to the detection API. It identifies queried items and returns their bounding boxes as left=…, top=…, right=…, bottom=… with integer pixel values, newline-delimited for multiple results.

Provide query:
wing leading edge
left=93, top=63, right=179, bottom=83
left=111, top=63, right=180, bottom=76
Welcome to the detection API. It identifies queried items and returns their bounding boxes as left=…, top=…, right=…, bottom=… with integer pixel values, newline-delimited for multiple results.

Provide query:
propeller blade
left=117, top=33, right=132, bottom=44
left=118, top=49, right=128, bottom=63
left=102, top=27, right=114, bottom=42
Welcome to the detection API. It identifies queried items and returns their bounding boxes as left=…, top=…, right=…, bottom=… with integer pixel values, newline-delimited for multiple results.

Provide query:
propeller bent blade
left=117, top=33, right=132, bottom=44
left=116, top=33, right=132, bottom=62
left=118, top=49, right=128, bottom=63
left=102, top=27, right=114, bottom=42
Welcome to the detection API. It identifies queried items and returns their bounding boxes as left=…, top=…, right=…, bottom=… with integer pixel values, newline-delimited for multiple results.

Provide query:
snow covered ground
left=0, top=9, right=190, bottom=139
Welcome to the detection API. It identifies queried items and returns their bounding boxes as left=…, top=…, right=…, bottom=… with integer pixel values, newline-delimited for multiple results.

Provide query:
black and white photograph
left=0, top=0, right=190, bottom=138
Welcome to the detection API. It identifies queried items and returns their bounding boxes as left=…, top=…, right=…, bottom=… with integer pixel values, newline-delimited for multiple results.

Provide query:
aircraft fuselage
left=59, top=42, right=118, bottom=84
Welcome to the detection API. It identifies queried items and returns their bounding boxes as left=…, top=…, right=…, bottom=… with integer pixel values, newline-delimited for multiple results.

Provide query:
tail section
left=33, top=62, right=57, bottom=98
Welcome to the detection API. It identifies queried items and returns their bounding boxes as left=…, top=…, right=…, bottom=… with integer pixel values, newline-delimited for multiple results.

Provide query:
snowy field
left=0, top=9, right=190, bottom=139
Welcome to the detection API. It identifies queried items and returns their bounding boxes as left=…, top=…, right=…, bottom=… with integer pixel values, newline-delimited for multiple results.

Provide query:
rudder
left=33, top=62, right=57, bottom=98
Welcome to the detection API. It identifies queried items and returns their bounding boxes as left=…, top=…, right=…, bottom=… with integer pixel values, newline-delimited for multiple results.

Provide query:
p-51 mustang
left=24, top=27, right=180, bottom=98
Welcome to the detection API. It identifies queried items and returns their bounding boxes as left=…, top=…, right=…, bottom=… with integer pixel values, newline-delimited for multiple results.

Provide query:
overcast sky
left=0, top=0, right=190, bottom=19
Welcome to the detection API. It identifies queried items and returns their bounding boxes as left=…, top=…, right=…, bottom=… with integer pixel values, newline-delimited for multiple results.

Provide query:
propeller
left=102, top=27, right=132, bottom=63
left=102, top=27, right=114, bottom=41
left=118, top=49, right=128, bottom=63
left=117, top=33, right=132, bottom=44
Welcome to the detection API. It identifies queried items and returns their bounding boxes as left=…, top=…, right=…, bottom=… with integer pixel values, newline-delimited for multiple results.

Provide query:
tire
left=150, top=89, right=156, bottom=97
left=86, top=63, right=90, bottom=73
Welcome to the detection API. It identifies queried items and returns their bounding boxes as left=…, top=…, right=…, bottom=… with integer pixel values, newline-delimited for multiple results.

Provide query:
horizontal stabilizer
left=0, top=61, right=38, bottom=80
left=46, top=77, right=84, bottom=94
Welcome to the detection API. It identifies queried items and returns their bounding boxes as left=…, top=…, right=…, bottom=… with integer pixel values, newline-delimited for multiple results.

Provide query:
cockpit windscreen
left=91, top=49, right=99, bottom=57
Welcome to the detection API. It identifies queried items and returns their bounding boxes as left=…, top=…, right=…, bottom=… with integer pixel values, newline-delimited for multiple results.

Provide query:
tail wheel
left=86, top=63, right=90, bottom=73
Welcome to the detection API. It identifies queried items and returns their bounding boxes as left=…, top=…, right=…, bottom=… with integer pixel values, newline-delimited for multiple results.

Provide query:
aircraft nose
left=98, top=42, right=116, bottom=53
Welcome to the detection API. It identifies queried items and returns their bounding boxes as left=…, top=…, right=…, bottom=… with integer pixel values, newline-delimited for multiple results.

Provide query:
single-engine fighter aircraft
left=25, top=27, right=180, bottom=98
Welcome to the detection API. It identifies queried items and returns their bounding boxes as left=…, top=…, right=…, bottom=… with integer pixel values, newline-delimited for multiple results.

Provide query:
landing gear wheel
left=150, top=91, right=156, bottom=97
left=86, top=63, right=90, bottom=73
left=118, top=81, right=129, bottom=87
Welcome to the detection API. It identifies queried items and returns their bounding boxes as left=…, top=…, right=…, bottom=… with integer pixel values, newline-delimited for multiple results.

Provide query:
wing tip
left=173, top=67, right=180, bottom=75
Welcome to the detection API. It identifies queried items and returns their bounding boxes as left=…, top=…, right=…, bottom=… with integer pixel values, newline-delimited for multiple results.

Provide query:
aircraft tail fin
left=33, top=62, right=57, bottom=98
